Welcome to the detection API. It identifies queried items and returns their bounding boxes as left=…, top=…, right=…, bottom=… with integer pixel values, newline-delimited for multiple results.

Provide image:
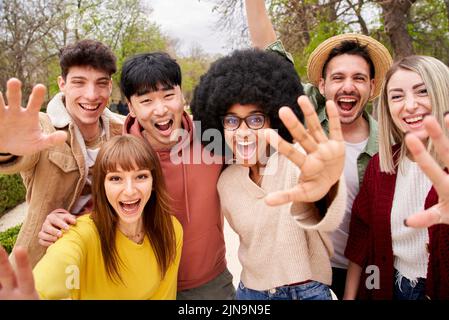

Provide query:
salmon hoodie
left=124, top=112, right=227, bottom=290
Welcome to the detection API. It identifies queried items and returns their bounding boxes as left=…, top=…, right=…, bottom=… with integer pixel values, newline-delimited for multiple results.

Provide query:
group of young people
left=0, top=0, right=449, bottom=300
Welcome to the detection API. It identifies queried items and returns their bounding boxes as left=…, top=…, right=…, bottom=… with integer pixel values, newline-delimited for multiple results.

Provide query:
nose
left=404, top=94, right=418, bottom=112
left=124, top=178, right=137, bottom=196
left=153, top=99, right=168, bottom=116
left=341, top=78, right=356, bottom=93
left=84, top=83, right=98, bottom=101
left=235, top=121, right=251, bottom=136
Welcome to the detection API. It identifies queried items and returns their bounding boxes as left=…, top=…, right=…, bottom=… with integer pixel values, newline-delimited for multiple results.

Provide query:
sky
left=146, top=0, right=235, bottom=56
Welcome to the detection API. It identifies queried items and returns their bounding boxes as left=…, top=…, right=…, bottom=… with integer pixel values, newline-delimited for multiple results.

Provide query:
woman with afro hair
left=191, top=48, right=347, bottom=300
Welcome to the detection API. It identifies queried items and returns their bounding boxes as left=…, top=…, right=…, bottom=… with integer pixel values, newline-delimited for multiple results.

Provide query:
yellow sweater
left=33, top=214, right=183, bottom=300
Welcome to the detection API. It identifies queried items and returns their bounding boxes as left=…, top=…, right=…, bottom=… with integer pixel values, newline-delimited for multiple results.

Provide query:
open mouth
left=403, top=114, right=427, bottom=128
left=154, top=119, right=174, bottom=136
left=79, top=103, right=101, bottom=112
left=235, top=140, right=257, bottom=161
left=337, top=97, right=358, bottom=112
left=119, top=199, right=141, bottom=215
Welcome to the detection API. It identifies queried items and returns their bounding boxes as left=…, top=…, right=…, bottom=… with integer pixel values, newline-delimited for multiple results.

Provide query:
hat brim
left=307, top=33, right=393, bottom=100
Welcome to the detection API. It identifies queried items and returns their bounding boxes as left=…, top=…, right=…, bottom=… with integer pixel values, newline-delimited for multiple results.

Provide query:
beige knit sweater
left=218, top=150, right=346, bottom=291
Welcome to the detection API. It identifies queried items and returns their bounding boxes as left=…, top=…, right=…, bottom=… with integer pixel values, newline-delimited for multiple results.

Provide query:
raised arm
left=0, top=78, right=67, bottom=157
left=245, top=0, right=277, bottom=48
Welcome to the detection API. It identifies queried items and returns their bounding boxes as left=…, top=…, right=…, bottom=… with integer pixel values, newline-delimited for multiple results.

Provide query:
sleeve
left=344, top=158, right=376, bottom=268
left=32, top=225, right=86, bottom=300
left=291, top=177, right=346, bottom=232
left=151, top=217, right=183, bottom=300
left=303, top=82, right=326, bottom=113
left=0, top=153, right=40, bottom=175
left=265, top=39, right=295, bottom=65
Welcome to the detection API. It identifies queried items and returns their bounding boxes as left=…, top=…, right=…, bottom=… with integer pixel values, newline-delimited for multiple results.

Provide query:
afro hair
left=191, top=48, right=304, bottom=154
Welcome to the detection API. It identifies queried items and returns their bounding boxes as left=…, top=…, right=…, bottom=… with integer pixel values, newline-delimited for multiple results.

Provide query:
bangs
left=99, top=136, right=155, bottom=173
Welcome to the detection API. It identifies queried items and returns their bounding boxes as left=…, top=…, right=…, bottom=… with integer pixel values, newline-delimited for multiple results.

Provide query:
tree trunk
left=378, top=0, right=417, bottom=59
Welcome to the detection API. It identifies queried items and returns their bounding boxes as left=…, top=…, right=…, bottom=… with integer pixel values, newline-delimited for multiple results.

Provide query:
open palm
left=405, top=114, right=449, bottom=227
left=0, top=78, right=67, bottom=156
left=264, top=95, right=345, bottom=206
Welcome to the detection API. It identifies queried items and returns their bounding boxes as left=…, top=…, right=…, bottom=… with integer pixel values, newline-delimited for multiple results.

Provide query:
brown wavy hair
left=91, top=134, right=176, bottom=284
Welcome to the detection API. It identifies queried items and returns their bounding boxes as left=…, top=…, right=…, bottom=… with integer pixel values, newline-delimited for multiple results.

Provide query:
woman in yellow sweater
left=0, top=134, right=183, bottom=299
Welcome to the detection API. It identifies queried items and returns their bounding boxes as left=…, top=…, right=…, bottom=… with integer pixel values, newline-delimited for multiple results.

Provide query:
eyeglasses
left=222, top=114, right=267, bottom=131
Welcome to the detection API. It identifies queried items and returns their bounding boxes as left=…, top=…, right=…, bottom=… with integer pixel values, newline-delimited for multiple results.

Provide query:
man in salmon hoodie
left=119, top=52, right=235, bottom=299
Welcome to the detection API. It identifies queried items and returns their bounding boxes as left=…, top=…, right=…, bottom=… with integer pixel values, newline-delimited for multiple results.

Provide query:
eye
left=223, top=116, right=239, bottom=128
left=108, top=175, right=121, bottom=182
left=247, top=115, right=265, bottom=127
left=417, top=88, right=428, bottom=96
left=137, top=174, right=149, bottom=180
left=390, top=94, right=403, bottom=101
left=165, top=93, right=175, bottom=99
left=139, top=98, right=152, bottom=104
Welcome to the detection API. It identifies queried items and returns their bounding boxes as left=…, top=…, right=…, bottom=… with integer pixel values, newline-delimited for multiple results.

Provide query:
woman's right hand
left=0, top=246, right=39, bottom=300
left=405, top=114, right=449, bottom=228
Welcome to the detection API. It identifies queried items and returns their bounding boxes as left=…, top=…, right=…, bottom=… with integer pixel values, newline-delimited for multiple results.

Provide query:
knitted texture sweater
left=345, top=147, right=449, bottom=299
left=217, top=150, right=346, bottom=291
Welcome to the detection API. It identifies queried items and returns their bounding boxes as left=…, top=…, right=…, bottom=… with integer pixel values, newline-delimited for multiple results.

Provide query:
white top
left=331, top=139, right=368, bottom=269
left=391, top=157, right=431, bottom=282
left=72, top=145, right=101, bottom=214
left=217, top=147, right=346, bottom=291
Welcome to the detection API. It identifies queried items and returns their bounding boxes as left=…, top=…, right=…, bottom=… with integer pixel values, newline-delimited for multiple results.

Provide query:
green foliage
left=0, top=174, right=26, bottom=217
left=0, top=224, right=22, bottom=254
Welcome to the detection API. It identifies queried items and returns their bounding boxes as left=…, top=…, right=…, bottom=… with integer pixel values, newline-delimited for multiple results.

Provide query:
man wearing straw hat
left=245, top=0, right=393, bottom=299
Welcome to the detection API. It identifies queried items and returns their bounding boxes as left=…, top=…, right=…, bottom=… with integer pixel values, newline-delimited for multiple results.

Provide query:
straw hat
left=307, top=33, right=393, bottom=99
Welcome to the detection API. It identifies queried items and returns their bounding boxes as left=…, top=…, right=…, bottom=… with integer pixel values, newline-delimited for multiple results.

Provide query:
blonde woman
left=0, top=135, right=183, bottom=299
left=344, top=55, right=449, bottom=300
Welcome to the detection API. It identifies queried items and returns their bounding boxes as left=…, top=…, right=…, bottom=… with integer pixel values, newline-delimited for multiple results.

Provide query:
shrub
left=0, top=173, right=26, bottom=217
left=0, top=224, right=22, bottom=254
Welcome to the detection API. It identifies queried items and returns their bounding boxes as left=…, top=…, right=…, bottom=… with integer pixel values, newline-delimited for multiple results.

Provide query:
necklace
left=123, top=231, right=145, bottom=244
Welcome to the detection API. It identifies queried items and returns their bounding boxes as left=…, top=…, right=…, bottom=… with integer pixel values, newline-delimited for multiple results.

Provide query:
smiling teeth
left=237, top=141, right=255, bottom=146
left=157, top=120, right=171, bottom=125
left=339, top=98, right=356, bottom=102
left=121, top=200, right=139, bottom=204
left=405, top=115, right=424, bottom=123
left=80, top=103, right=99, bottom=110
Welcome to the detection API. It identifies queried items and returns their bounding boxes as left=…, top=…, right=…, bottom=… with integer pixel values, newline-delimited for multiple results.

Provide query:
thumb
left=405, top=207, right=441, bottom=228
left=41, top=131, right=68, bottom=149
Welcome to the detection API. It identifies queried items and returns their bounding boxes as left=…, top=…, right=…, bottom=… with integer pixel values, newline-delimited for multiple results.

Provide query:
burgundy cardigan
left=345, top=147, right=449, bottom=300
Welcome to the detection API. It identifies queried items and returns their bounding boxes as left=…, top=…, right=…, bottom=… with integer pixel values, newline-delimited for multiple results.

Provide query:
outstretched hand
left=0, top=78, right=67, bottom=156
left=264, top=95, right=345, bottom=206
left=0, top=246, right=39, bottom=300
left=405, top=114, right=449, bottom=228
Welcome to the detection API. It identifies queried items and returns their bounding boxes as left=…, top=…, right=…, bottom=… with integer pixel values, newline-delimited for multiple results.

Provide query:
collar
left=318, top=107, right=378, bottom=156
left=46, top=92, right=118, bottom=129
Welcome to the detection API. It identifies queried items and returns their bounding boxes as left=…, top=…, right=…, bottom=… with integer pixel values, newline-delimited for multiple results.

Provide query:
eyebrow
left=389, top=82, right=426, bottom=93
left=225, top=110, right=264, bottom=116
left=70, top=76, right=110, bottom=81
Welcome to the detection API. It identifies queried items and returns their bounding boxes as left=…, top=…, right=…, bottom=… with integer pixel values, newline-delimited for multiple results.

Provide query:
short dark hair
left=59, top=39, right=117, bottom=79
left=322, top=40, right=375, bottom=79
left=120, top=52, right=182, bottom=101
left=191, top=48, right=304, bottom=153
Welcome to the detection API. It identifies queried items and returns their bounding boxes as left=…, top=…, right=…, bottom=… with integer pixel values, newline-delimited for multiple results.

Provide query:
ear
left=57, top=76, right=66, bottom=92
left=126, top=99, right=136, bottom=117
left=318, top=78, right=325, bottom=96
left=369, top=78, right=375, bottom=98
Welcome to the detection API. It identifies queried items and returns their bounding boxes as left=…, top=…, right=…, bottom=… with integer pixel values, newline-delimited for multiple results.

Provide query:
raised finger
left=14, top=247, right=37, bottom=296
left=0, top=245, right=17, bottom=291
left=26, top=84, right=46, bottom=114
left=326, top=100, right=343, bottom=142
left=279, top=106, right=318, bottom=153
left=423, top=115, right=449, bottom=169
left=264, top=129, right=306, bottom=168
left=297, top=95, right=327, bottom=143
left=405, top=133, right=447, bottom=190
left=6, top=78, right=22, bottom=110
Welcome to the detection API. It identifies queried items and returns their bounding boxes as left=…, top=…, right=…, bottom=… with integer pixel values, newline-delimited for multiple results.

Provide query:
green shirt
left=266, top=39, right=379, bottom=186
